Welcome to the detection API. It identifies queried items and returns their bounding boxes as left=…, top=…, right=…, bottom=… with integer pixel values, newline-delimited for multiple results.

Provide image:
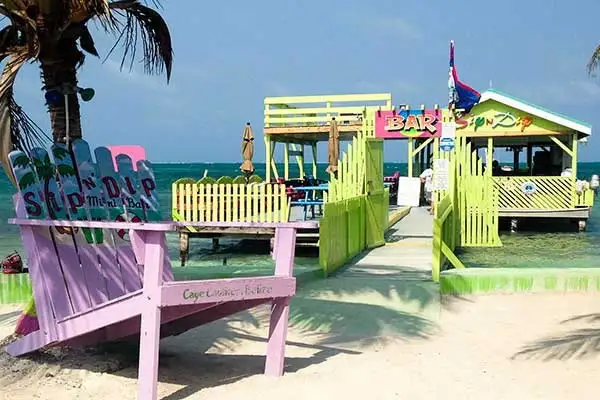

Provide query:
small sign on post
left=440, top=122, right=456, bottom=152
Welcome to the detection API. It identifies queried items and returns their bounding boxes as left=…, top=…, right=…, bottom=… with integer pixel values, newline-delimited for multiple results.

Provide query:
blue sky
left=12, top=0, right=600, bottom=162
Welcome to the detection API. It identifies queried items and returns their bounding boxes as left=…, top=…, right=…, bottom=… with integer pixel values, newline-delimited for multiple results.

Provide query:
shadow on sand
left=0, top=244, right=468, bottom=398
left=512, top=313, right=600, bottom=361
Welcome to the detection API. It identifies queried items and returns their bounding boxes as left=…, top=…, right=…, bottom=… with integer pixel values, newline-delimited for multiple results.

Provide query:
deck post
left=526, top=143, right=533, bottom=175
left=137, top=231, right=164, bottom=400
left=284, top=143, right=290, bottom=180
left=571, top=134, right=578, bottom=207
left=179, top=231, right=189, bottom=266
left=265, top=226, right=297, bottom=376
left=486, top=138, right=493, bottom=177
left=408, top=138, right=414, bottom=177
left=571, top=133, right=578, bottom=178
left=265, top=136, right=272, bottom=182
left=311, top=142, right=318, bottom=178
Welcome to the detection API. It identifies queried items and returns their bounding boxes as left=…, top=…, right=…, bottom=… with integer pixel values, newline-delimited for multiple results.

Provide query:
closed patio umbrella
left=240, top=122, right=255, bottom=181
left=326, top=118, right=339, bottom=175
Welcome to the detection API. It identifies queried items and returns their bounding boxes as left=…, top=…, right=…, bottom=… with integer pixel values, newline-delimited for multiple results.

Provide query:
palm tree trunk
left=39, top=47, right=83, bottom=144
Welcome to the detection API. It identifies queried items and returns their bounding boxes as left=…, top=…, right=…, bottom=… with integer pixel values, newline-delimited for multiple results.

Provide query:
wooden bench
left=6, top=139, right=318, bottom=399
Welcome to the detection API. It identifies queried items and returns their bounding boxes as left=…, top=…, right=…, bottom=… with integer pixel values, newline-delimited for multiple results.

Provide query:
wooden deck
left=264, top=122, right=363, bottom=142
left=498, top=207, right=591, bottom=219
left=263, top=93, right=392, bottom=143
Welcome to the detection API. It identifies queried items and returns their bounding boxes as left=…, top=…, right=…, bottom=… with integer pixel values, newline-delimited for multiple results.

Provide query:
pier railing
left=432, top=194, right=464, bottom=281
left=264, top=93, right=392, bottom=128
left=492, top=176, right=575, bottom=210
left=576, top=187, right=595, bottom=207
left=319, top=196, right=366, bottom=275
left=317, top=109, right=388, bottom=274
left=172, top=183, right=289, bottom=224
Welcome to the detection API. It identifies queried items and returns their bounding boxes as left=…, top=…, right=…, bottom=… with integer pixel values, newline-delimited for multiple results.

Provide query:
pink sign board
left=106, top=145, right=146, bottom=171
left=375, top=109, right=442, bottom=139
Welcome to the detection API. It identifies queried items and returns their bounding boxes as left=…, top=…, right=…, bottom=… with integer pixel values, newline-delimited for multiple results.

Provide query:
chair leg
left=137, top=303, right=162, bottom=399
left=137, top=231, right=165, bottom=400
left=5, top=330, right=51, bottom=357
left=265, top=297, right=291, bottom=376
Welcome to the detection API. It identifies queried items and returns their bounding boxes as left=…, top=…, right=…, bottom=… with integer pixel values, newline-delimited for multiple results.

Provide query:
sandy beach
left=1, top=278, right=599, bottom=400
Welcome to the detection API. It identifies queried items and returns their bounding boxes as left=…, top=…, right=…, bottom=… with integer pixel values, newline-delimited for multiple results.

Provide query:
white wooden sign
left=432, top=158, right=449, bottom=191
left=441, top=122, right=456, bottom=139
left=396, top=177, right=421, bottom=207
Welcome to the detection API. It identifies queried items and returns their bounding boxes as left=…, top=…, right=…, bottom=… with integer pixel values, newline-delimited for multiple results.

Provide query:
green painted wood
left=364, top=139, right=386, bottom=248
left=0, top=274, right=32, bottom=304
left=440, top=268, right=600, bottom=295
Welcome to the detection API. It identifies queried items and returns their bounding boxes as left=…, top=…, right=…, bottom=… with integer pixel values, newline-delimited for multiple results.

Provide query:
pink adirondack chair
left=5, top=140, right=317, bottom=399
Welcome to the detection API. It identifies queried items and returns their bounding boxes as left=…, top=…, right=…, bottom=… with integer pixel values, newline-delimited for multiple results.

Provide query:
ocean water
left=0, top=162, right=598, bottom=269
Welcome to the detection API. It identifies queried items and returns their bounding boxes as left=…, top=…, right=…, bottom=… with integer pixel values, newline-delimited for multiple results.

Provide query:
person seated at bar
left=492, top=160, right=501, bottom=176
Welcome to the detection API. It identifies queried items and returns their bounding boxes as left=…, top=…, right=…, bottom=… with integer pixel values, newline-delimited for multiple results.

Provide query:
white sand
left=1, top=292, right=599, bottom=400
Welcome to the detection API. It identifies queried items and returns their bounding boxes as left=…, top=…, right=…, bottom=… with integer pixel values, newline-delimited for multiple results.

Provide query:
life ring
left=115, top=213, right=142, bottom=241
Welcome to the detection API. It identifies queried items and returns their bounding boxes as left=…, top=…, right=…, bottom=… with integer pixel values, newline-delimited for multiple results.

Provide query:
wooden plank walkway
left=351, top=207, right=433, bottom=273
left=323, top=207, right=438, bottom=320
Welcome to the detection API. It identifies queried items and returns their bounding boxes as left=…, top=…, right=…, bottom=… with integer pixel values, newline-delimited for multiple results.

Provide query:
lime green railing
left=264, top=93, right=392, bottom=128
left=432, top=194, right=464, bottom=281
left=318, top=110, right=387, bottom=274
left=319, top=196, right=366, bottom=276
left=493, top=176, right=574, bottom=210
left=576, top=187, right=595, bottom=207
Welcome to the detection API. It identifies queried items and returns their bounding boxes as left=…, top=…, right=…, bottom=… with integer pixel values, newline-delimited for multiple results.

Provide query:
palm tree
left=0, top=0, right=173, bottom=184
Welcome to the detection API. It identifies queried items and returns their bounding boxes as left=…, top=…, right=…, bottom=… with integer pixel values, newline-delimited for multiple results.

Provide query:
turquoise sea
left=0, top=162, right=598, bottom=269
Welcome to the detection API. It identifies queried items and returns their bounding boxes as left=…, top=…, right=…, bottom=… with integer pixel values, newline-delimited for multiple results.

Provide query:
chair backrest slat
left=9, top=149, right=78, bottom=319
left=134, top=159, right=173, bottom=282
left=71, top=139, right=126, bottom=299
left=95, top=146, right=143, bottom=292
left=30, top=147, right=94, bottom=314
left=52, top=143, right=110, bottom=306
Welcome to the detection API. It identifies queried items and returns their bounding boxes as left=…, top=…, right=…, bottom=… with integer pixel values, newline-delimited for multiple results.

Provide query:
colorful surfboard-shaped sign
left=116, top=154, right=146, bottom=226
left=137, top=160, right=162, bottom=221
left=94, top=146, right=130, bottom=225
left=71, top=139, right=126, bottom=298
left=8, top=150, right=46, bottom=220
left=51, top=143, right=99, bottom=244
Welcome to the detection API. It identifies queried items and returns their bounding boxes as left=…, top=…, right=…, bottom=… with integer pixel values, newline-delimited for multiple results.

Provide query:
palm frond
left=0, top=51, right=49, bottom=185
left=108, top=0, right=172, bottom=81
left=78, top=25, right=99, bottom=56
left=587, top=44, right=600, bottom=76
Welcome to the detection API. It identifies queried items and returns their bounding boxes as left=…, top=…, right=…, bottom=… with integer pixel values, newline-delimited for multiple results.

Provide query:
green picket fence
left=319, top=196, right=366, bottom=276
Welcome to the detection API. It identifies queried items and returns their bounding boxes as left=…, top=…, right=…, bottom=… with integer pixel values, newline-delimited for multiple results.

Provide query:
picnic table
left=290, top=184, right=328, bottom=221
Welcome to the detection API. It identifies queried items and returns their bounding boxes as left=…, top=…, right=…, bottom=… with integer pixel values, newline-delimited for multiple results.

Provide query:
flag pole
left=448, top=40, right=455, bottom=112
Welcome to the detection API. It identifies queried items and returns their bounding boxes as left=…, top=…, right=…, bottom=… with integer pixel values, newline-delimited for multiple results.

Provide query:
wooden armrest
left=9, top=218, right=176, bottom=231
left=9, top=219, right=319, bottom=230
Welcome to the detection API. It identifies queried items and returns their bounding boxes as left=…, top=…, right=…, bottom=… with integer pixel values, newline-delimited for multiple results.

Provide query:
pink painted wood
left=266, top=227, right=297, bottom=376
left=7, top=217, right=312, bottom=399
left=6, top=145, right=317, bottom=398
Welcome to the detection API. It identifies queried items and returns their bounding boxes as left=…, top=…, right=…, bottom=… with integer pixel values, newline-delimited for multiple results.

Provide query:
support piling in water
left=179, top=231, right=189, bottom=266
left=510, top=219, right=518, bottom=233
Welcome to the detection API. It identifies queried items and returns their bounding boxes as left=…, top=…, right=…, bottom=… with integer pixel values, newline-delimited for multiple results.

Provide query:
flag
left=448, top=41, right=480, bottom=112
